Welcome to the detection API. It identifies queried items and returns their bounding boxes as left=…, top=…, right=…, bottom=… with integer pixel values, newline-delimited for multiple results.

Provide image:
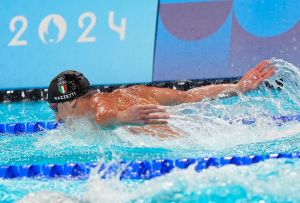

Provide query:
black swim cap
left=47, top=70, right=90, bottom=103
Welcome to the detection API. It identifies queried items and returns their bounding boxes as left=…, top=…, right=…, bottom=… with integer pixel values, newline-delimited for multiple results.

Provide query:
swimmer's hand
left=117, top=105, right=170, bottom=125
left=237, top=60, right=275, bottom=93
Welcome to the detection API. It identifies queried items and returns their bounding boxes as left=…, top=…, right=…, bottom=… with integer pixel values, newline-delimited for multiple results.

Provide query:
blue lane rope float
left=0, top=121, right=60, bottom=134
left=1, top=114, right=300, bottom=135
left=0, top=153, right=299, bottom=180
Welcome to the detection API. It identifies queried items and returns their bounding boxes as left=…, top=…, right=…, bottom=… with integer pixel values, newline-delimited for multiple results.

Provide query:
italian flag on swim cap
left=58, top=84, right=67, bottom=94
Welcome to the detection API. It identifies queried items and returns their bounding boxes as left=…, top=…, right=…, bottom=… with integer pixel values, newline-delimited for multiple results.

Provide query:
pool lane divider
left=1, top=115, right=300, bottom=135
left=0, top=121, right=60, bottom=134
left=0, top=153, right=299, bottom=180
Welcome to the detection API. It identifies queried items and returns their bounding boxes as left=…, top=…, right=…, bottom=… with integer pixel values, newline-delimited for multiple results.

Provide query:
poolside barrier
left=0, top=153, right=299, bottom=180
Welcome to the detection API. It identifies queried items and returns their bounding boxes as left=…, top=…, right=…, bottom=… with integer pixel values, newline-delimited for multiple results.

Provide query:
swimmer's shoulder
left=88, top=92, right=118, bottom=120
left=88, top=85, right=151, bottom=105
left=90, top=91, right=111, bottom=102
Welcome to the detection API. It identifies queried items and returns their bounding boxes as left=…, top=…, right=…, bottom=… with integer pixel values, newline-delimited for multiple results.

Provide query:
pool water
left=1, top=59, right=300, bottom=202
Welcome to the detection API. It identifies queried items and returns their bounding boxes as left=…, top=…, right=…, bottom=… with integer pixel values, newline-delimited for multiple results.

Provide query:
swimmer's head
left=48, top=70, right=90, bottom=120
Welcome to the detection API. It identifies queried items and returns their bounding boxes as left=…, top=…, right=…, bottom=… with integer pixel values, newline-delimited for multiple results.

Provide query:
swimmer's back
left=90, top=85, right=160, bottom=112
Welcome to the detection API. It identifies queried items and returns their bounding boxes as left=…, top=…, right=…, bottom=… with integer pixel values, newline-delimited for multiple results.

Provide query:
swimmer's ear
left=69, top=99, right=77, bottom=108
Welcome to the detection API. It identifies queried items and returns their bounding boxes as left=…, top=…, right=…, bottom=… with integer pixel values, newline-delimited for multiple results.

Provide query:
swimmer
left=48, top=60, right=275, bottom=133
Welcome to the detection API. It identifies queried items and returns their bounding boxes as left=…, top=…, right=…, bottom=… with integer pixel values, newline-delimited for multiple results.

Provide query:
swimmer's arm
left=148, top=60, right=275, bottom=105
left=93, top=99, right=169, bottom=127
left=147, top=84, right=240, bottom=105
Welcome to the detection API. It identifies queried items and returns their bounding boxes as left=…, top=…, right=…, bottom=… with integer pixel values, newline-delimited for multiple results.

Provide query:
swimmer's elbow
left=175, top=92, right=197, bottom=104
left=95, top=117, right=115, bottom=127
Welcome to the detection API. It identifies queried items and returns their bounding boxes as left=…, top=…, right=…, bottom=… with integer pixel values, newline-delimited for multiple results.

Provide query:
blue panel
left=154, top=9, right=233, bottom=81
left=234, top=0, right=300, bottom=37
left=0, top=0, right=158, bottom=89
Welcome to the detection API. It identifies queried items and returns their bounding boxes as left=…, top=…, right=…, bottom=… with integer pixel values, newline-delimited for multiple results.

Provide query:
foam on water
left=86, top=158, right=300, bottom=202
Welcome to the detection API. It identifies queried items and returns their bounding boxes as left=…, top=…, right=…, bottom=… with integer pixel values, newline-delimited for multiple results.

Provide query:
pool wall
left=0, top=0, right=299, bottom=90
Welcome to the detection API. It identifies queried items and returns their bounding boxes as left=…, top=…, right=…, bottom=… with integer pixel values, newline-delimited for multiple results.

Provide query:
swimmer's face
left=56, top=101, right=76, bottom=121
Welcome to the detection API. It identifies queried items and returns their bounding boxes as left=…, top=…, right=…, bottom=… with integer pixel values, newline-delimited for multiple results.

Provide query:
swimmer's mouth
left=49, top=103, right=64, bottom=123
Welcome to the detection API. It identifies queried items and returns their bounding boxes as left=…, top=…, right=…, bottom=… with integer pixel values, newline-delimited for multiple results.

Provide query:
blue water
left=1, top=59, right=300, bottom=202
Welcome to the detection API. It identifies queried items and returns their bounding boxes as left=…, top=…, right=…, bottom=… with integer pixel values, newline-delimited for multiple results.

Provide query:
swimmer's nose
left=56, top=114, right=62, bottom=122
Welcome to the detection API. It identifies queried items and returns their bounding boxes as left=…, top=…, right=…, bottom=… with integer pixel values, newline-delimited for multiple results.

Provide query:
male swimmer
left=48, top=61, right=275, bottom=131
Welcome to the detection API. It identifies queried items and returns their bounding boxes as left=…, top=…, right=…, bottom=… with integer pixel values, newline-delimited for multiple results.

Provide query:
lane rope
left=0, top=121, right=60, bottom=134
left=0, top=153, right=298, bottom=180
